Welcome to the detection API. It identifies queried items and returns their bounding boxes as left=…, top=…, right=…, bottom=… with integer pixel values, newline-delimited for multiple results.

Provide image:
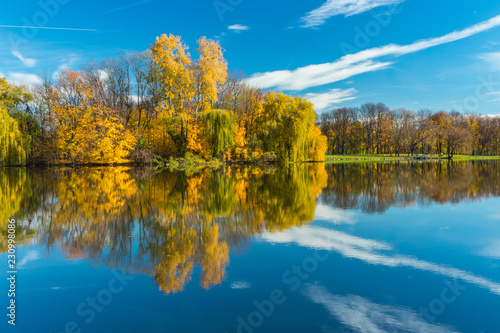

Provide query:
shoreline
left=325, top=155, right=500, bottom=163
left=1, top=155, right=500, bottom=169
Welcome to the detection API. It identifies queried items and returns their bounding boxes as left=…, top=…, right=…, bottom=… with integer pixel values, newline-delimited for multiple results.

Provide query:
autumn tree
left=0, top=78, right=32, bottom=165
left=359, top=103, right=377, bottom=154
left=262, top=92, right=326, bottom=162
left=391, top=108, right=412, bottom=156
left=443, top=111, right=473, bottom=157
left=320, top=107, right=357, bottom=155
left=194, top=37, right=228, bottom=112
left=51, top=71, right=135, bottom=163
left=407, top=109, right=434, bottom=155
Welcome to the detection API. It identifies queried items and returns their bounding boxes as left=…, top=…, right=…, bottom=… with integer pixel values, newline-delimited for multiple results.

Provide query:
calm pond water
left=2, top=161, right=500, bottom=333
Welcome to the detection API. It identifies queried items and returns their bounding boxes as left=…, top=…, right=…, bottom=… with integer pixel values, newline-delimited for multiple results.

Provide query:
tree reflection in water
left=1, top=160, right=499, bottom=294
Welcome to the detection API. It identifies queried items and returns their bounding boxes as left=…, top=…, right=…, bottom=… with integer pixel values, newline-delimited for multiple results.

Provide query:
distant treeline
left=319, top=104, right=500, bottom=156
left=0, top=34, right=326, bottom=166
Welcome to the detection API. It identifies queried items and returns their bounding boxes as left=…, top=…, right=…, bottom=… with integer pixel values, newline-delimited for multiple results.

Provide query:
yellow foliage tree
left=0, top=103, right=30, bottom=165
left=194, top=37, right=228, bottom=111
left=151, top=34, right=194, bottom=116
left=52, top=71, right=135, bottom=163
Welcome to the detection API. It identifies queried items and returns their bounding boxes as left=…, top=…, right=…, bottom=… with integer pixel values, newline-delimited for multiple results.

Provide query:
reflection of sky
left=313, top=203, right=357, bottom=225
left=480, top=240, right=500, bottom=259
left=229, top=281, right=251, bottom=289
left=17, top=249, right=40, bottom=268
left=261, top=225, right=500, bottom=295
left=306, top=285, right=455, bottom=333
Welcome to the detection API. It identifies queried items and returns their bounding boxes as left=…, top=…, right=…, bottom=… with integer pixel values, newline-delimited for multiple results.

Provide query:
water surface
left=2, top=161, right=500, bottom=333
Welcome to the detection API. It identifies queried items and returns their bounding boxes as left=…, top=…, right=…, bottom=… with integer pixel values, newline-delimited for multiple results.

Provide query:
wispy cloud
left=5, top=72, right=42, bottom=85
left=248, top=59, right=391, bottom=91
left=262, top=226, right=392, bottom=252
left=305, top=88, right=358, bottom=111
left=11, top=50, right=37, bottom=68
left=248, top=14, right=500, bottom=91
left=302, top=0, right=404, bottom=28
left=0, top=25, right=96, bottom=31
left=262, top=226, right=500, bottom=295
left=480, top=240, right=500, bottom=259
left=228, top=24, right=250, bottom=32
left=479, top=52, right=500, bottom=70
left=52, top=55, right=79, bottom=79
left=230, top=281, right=251, bottom=289
left=306, top=285, right=455, bottom=333
left=102, top=0, right=155, bottom=14
left=17, top=250, right=40, bottom=268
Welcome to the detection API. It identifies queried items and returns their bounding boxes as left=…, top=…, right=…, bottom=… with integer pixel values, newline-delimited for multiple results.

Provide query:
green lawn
left=451, top=155, right=500, bottom=161
left=325, top=154, right=500, bottom=163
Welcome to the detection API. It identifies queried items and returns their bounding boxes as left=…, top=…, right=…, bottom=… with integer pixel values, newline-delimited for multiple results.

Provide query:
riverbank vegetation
left=2, top=36, right=500, bottom=167
left=0, top=34, right=326, bottom=166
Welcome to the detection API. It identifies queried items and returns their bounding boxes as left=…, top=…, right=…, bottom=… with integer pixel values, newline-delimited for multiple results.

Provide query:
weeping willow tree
left=0, top=168, right=38, bottom=252
left=0, top=104, right=31, bottom=165
left=263, top=92, right=327, bottom=162
left=201, top=109, right=236, bottom=158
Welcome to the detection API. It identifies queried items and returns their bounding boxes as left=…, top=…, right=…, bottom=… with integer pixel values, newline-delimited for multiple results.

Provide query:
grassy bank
left=325, top=154, right=500, bottom=163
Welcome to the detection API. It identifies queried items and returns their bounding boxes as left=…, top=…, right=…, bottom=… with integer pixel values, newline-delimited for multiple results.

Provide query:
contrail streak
left=0, top=25, right=97, bottom=31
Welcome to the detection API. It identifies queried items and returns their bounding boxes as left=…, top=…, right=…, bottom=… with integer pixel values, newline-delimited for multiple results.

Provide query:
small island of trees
left=1, top=34, right=500, bottom=167
left=0, top=34, right=326, bottom=166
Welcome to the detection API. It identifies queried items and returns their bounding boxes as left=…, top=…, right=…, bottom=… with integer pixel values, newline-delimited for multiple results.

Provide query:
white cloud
left=302, top=0, right=405, bottom=28
left=17, top=250, right=40, bottom=268
left=248, top=60, right=391, bottom=91
left=248, top=14, right=500, bottom=91
left=228, top=24, right=250, bottom=32
left=480, top=240, right=500, bottom=259
left=262, top=226, right=500, bottom=295
left=11, top=50, right=37, bottom=68
left=262, top=226, right=392, bottom=252
left=479, top=52, right=500, bottom=70
left=52, top=55, right=79, bottom=79
left=306, top=285, right=455, bottom=333
left=305, top=88, right=358, bottom=111
left=6, top=72, right=42, bottom=85
left=313, top=203, right=358, bottom=224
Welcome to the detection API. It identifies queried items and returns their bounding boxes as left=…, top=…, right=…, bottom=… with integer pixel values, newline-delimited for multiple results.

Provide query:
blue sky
left=1, top=0, right=500, bottom=115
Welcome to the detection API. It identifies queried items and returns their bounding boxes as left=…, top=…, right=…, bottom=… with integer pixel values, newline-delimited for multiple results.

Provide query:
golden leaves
left=195, top=37, right=228, bottom=110
left=52, top=71, right=135, bottom=164
left=0, top=104, right=30, bottom=165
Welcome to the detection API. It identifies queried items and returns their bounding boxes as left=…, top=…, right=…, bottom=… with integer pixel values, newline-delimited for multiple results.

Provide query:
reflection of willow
left=321, top=161, right=500, bottom=213
left=6, top=164, right=326, bottom=294
left=0, top=169, right=37, bottom=251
